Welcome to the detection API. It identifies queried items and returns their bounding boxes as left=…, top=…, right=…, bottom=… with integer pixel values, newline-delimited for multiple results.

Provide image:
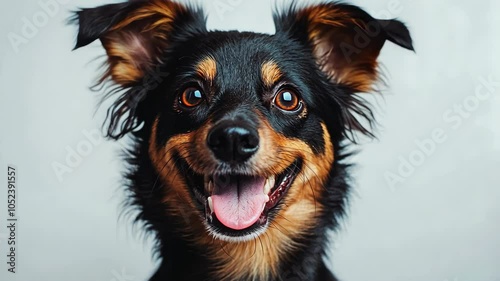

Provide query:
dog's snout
left=207, top=121, right=259, bottom=163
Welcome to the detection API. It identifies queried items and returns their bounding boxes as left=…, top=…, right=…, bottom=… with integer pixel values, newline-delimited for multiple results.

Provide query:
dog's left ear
left=274, top=3, right=414, bottom=93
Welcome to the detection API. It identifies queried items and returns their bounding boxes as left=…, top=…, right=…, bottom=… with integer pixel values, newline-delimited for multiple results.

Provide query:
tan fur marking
left=261, top=61, right=282, bottom=87
left=149, top=119, right=198, bottom=220
left=149, top=116, right=335, bottom=281
left=299, top=5, right=362, bottom=41
left=110, top=0, right=184, bottom=31
left=196, top=56, right=217, bottom=81
left=102, top=37, right=145, bottom=85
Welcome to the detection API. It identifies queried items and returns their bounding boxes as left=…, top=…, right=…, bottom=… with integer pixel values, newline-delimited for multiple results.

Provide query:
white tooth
left=207, top=196, right=214, bottom=214
left=264, top=176, right=275, bottom=195
left=206, top=180, right=214, bottom=194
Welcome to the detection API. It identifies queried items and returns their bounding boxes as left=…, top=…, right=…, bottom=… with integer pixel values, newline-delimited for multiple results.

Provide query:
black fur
left=72, top=1, right=413, bottom=280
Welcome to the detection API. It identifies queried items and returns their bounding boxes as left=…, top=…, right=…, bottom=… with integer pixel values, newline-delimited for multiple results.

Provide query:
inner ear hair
left=274, top=2, right=414, bottom=93
left=72, top=0, right=205, bottom=87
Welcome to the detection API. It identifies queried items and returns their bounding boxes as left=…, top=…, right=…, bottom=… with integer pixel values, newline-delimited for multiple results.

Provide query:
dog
left=72, top=0, right=413, bottom=280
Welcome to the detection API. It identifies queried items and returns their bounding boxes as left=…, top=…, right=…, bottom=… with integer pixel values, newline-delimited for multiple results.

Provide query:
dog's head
left=73, top=0, right=412, bottom=273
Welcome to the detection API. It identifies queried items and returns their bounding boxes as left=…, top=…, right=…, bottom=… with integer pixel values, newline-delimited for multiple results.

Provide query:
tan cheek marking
left=148, top=117, right=202, bottom=226
left=196, top=56, right=217, bottom=82
left=261, top=60, right=282, bottom=88
left=257, top=121, right=334, bottom=208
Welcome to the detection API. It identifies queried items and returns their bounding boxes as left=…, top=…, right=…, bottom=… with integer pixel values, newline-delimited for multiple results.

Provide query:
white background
left=0, top=0, right=499, bottom=281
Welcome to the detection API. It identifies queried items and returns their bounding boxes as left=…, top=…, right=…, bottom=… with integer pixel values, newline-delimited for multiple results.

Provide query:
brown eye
left=180, top=87, right=204, bottom=108
left=274, top=89, right=301, bottom=111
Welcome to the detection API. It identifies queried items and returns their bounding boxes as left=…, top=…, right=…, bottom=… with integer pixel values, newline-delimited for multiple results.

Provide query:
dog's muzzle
left=179, top=117, right=301, bottom=237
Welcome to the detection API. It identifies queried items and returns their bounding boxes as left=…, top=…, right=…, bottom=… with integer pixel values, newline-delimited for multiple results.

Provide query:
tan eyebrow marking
left=196, top=56, right=217, bottom=81
left=261, top=60, right=283, bottom=87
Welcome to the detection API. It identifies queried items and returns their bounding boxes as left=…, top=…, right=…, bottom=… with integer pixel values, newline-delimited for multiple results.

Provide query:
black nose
left=207, top=121, right=259, bottom=163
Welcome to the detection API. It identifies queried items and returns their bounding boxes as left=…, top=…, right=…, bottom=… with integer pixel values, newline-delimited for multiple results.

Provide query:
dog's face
left=74, top=0, right=412, bottom=250
left=147, top=31, right=340, bottom=241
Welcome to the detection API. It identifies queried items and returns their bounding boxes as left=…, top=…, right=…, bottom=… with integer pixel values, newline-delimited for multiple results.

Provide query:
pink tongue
left=211, top=175, right=269, bottom=230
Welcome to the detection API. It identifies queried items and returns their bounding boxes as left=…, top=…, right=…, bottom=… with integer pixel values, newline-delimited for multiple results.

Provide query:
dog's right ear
left=274, top=3, right=413, bottom=93
left=72, top=0, right=206, bottom=87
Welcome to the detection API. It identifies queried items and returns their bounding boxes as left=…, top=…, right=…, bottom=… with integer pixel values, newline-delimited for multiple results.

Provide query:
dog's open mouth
left=179, top=158, right=302, bottom=239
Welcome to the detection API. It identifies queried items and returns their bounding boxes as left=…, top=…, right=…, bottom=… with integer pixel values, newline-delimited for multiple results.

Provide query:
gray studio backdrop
left=0, top=0, right=499, bottom=280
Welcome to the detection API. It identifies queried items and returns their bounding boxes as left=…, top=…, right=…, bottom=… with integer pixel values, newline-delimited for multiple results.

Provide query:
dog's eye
left=273, top=89, right=301, bottom=112
left=180, top=87, right=204, bottom=108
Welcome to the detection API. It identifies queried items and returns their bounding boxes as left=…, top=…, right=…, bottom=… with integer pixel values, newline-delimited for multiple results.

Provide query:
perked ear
left=72, top=0, right=206, bottom=87
left=71, top=0, right=206, bottom=139
left=274, top=2, right=414, bottom=93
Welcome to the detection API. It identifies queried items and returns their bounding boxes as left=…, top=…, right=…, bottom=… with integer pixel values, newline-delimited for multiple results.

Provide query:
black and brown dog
left=72, top=0, right=413, bottom=280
